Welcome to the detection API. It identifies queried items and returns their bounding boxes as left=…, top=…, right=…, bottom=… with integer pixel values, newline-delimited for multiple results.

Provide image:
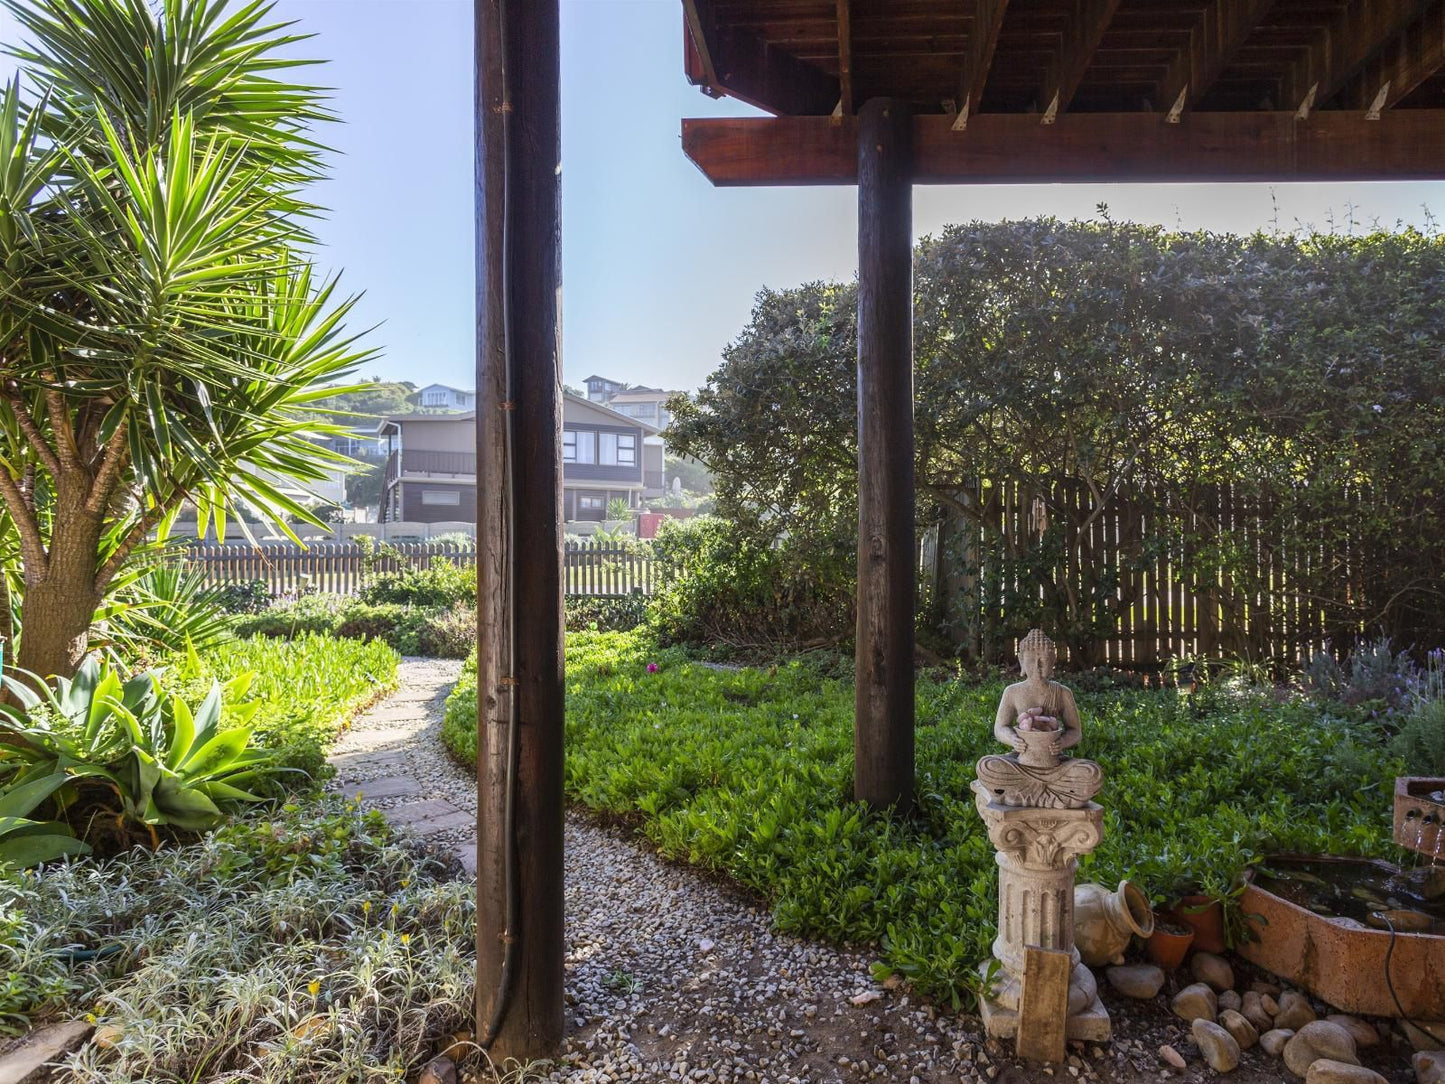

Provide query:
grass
left=170, top=632, right=400, bottom=780
left=444, top=629, right=1405, bottom=1007
left=1, top=797, right=476, bottom=1080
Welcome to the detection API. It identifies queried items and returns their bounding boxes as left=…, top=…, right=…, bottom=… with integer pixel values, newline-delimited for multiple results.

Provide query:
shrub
left=0, top=797, right=473, bottom=1071
left=94, top=564, right=235, bottom=661
left=361, top=559, right=476, bottom=609
left=565, top=593, right=650, bottom=632
left=233, top=594, right=346, bottom=640
left=1303, top=637, right=1421, bottom=717
left=648, top=516, right=853, bottom=650
left=441, top=652, right=478, bottom=766
left=444, top=630, right=1403, bottom=1007
left=169, top=634, right=399, bottom=779
left=415, top=603, right=476, bottom=659
left=213, top=579, right=272, bottom=614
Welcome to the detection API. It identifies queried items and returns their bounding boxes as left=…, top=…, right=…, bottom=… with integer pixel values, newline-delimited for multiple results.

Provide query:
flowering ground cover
left=445, top=630, right=1406, bottom=1007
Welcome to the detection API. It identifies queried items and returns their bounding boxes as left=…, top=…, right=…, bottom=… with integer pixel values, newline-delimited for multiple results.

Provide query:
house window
left=421, top=489, right=461, bottom=506
left=579, top=495, right=605, bottom=511
left=565, top=429, right=596, bottom=463
left=616, top=433, right=636, bottom=465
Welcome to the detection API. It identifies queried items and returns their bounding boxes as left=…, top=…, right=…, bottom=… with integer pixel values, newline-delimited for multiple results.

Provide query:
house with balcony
left=415, top=383, right=477, bottom=411
left=377, top=394, right=663, bottom=525
left=603, top=386, right=684, bottom=431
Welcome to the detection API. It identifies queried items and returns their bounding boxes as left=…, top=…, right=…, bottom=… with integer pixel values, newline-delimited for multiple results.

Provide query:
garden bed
left=445, top=630, right=1406, bottom=1006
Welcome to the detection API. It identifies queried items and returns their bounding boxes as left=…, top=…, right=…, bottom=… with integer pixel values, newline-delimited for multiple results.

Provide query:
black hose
left=1380, top=912, right=1445, bottom=1048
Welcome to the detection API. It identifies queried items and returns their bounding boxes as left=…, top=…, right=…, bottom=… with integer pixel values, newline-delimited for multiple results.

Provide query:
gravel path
left=326, top=659, right=1344, bottom=1084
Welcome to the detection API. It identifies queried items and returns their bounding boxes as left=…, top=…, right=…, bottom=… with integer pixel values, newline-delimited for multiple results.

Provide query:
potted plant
left=1147, top=913, right=1196, bottom=970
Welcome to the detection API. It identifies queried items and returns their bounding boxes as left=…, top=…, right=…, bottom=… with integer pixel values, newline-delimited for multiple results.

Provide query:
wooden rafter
left=835, top=0, right=853, bottom=118
left=953, top=0, right=1010, bottom=130
left=1280, top=0, right=1436, bottom=114
left=1155, top=0, right=1279, bottom=121
left=681, top=0, right=840, bottom=117
left=1037, top=0, right=1122, bottom=123
left=682, top=111, right=1445, bottom=185
left=1340, top=0, right=1445, bottom=112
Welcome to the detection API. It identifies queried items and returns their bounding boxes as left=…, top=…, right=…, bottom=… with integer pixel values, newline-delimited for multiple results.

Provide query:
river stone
left=1159, top=1044, right=1187, bottom=1070
left=1192, top=1018, right=1241, bottom=1073
left=1171, top=982, right=1218, bottom=1023
left=1218, top=988, right=1242, bottom=1012
left=1260, top=1029, right=1294, bottom=1057
left=1303, top=1060, right=1385, bottom=1084
left=1324, top=1015, right=1378, bottom=1049
left=1274, top=990, right=1318, bottom=1032
left=1284, top=1021, right=1359, bottom=1079
left=1106, top=963, right=1165, bottom=999
left=1415, top=1050, right=1445, bottom=1084
left=1191, top=951, right=1236, bottom=992
left=1220, top=1008, right=1259, bottom=1050
left=1242, top=990, right=1274, bottom=1032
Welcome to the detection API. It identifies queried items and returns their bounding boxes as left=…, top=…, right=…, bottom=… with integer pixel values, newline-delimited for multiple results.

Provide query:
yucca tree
left=0, top=0, right=373, bottom=679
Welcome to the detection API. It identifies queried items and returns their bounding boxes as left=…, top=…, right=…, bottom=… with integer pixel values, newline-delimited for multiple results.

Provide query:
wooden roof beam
left=1037, top=0, right=1123, bottom=123
left=682, top=111, right=1445, bottom=185
left=835, top=0, right=854, bottom=119
left=952, top=0, right=1011, bottom=130
left=1155, top=0, right=1280, bottom=121
left=682, top=0, right=839, bottom=116
left=1339, top=0, right=1445, bottom=113
left=1281, top=0, right=1436, bottom=116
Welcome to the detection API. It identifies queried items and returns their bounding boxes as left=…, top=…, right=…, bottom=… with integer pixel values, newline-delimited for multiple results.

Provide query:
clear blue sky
left=4, top=0, right=1445, bottom=394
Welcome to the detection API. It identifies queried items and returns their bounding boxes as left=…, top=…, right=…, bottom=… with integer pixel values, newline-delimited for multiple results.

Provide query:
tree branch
left=42, top=383, right=82, bottom=472
left=85, top=424, right=131, bottom=515
left=1, top=390, right=64, bottom=478
left=0, top=466, right=48, bottom=573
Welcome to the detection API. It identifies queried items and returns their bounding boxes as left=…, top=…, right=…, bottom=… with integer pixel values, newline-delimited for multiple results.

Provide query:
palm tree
left=0, top=0, right=373, bottom=679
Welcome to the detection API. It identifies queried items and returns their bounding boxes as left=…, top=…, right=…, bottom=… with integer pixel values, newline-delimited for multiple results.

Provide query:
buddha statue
left=976, top=629, right=1102, bottom=809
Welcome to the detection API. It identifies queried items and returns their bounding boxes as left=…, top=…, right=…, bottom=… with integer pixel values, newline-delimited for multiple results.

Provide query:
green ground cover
left=444, top=629, right=1405, bottom=1006
left=170, top=633, right=400, bottom=778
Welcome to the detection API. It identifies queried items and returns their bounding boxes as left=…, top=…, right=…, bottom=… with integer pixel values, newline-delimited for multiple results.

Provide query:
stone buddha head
left=1018, top=628, right=1057, bottom=682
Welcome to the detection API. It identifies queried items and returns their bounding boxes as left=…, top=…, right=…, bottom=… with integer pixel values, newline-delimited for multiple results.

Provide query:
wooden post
left=853, top=97, right=915, bottom=813
left=475, top=0, right=565, bottom=1062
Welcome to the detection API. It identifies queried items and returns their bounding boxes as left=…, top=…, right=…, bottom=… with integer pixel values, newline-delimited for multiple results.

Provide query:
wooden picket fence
left=184, top=539, right=656, bottom=598
left=924, top=479, right=1353, bottom=668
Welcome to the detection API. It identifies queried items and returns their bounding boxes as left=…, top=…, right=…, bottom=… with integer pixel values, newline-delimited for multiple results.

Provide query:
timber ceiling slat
left=1336, top=0, right=1445, bottom=111
left=1154, top=0, right=1281, bottom=116
left=1278, top=0, right=1437, bottom=112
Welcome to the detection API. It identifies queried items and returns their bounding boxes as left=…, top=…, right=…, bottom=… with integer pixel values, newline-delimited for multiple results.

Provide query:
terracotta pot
left=1074, top=880, right=1155, bottom=966
left=1176, top=893, right=1227, bottom=953
left=1148, top=918, right=1196, bottom=970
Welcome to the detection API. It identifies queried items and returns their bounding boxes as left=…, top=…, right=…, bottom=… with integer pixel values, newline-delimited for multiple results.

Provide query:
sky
left=4, top=0, right=1445, bottom=395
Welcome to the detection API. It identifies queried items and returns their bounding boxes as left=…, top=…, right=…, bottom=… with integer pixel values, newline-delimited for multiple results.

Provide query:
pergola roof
left=681, top=0, right=1445, bottom=184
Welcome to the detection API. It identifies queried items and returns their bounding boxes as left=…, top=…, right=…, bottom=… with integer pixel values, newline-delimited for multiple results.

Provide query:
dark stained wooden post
left=475, top=0, right=565, bottom=1061
left=854, top=97, right=915, bottom=814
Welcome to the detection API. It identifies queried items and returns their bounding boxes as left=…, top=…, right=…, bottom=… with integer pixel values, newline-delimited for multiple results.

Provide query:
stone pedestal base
left=978, top=984, right=1111, bottom=1043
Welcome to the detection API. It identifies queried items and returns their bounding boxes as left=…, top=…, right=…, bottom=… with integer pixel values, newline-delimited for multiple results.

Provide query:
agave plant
left=0, top=656, right=276, bottom=860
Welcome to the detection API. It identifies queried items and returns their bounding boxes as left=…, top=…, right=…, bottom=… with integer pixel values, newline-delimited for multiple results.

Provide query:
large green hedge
left=669, top=220, right=1445, bottom=658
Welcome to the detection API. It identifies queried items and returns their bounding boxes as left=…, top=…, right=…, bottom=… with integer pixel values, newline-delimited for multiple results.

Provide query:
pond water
left=1255, top=856, right=1445, bottom=936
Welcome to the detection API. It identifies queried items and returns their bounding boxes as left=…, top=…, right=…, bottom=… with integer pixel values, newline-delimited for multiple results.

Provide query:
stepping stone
left=330, top=750, right=409, bottom=778
left=341, top=774, right=421, bottom=802
left=409, top=811, right=475, bottom=837
left=453, top=842, right=478, bottom=875
left=0, top=1020, right=93, bottom=1083
left=387, top=799, right=461, bottom=825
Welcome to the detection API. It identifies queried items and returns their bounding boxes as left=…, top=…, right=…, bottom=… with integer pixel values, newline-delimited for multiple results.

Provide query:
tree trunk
left=17, top=505, right=104, bottom=681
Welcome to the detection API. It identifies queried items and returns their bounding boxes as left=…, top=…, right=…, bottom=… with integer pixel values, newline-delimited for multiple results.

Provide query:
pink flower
left=646, top=662, right=659, bottom=673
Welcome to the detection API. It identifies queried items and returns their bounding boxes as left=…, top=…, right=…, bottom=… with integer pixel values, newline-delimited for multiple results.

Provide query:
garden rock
left=1303, top=1060, right=1385, bottom=1084
left=1261, top=1029, right=1295, bottom=1056
left=1242, top=990, right=1274, bottom=1032
left=419, top=1054, right=457, bottom=1084
left=1284, top=1021, right=1359, bottom=1079
left=1159, top=1044, right=1187, bottom=1069
left=1192, top=951, right=1236, bottom=992
left=1192, top=1018, right=1242, bottom=1073
left=1325, top=1014, right=1378, bottom=1049
left=1220, top=1008, right=1260, bottom=1050
left=0, top=1021, right=93, bottom=1084
left=1219, top=989, right=1242, bottom=1013
left=1415, top=1050, right=1445, bottom=1084
left=1171, top=982, right=1218, bottom=1022
left=1106, top=963, right=1165, bottom=999
left=1274, top=990, right=1318, bottom=1032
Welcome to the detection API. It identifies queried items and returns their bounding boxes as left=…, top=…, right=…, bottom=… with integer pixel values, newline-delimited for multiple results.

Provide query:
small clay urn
left=1074, top=880, right=1155, bottom=966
